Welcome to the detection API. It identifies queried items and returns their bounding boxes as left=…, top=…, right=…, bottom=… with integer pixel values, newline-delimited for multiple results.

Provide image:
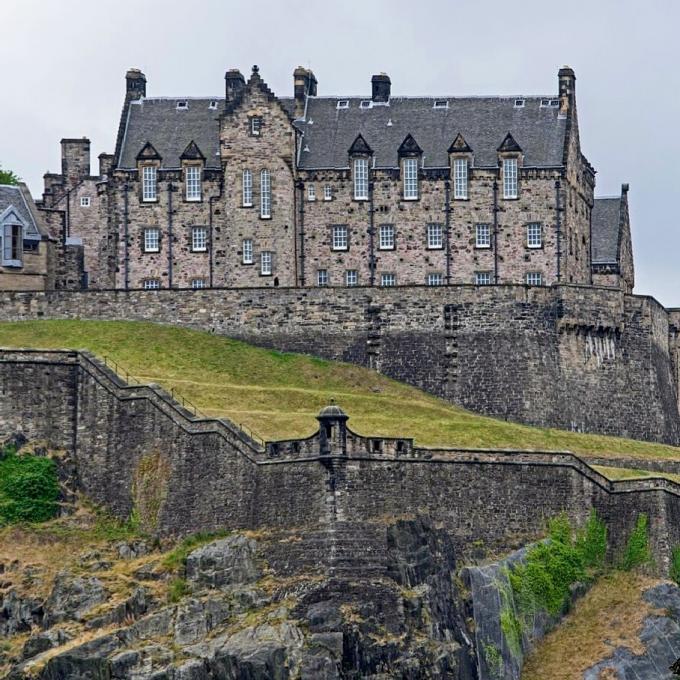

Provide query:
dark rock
left=42, top=571, right=108, bottom=627
left=0, top=589, right=42, bottom=636
left=22, top=628, right=71, bottom=660
left=306, top=601, right=342, bottom=633
left=185, top=535, right=259, bottom=590
left=86, top=586, right=150, bottom=629
left=174, top=597, right=232, bottom=645
left=116, top=540, right=151, bottom=560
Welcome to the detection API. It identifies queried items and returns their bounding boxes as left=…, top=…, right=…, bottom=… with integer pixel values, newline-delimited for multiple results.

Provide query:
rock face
left=185, top=535, right=259, bottom=589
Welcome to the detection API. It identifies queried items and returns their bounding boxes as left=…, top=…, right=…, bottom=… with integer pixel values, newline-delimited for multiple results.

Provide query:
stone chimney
left=125, top=68, right=146, bottom=101
left=98, top=153, right=114, bottom=178
left=61, top=138, right=90, bottom=185
left=371, top=73, right=391, bottom=103
left=225, top=69, right=246, bottom=105
left=293, top=67, right=317, bottom=118
left=558, top=66, right=575, bottom=116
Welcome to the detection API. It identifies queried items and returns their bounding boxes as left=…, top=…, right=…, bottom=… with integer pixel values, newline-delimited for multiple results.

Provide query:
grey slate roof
left=0, top=184, right=44, bottom=238
left=591, top=197, right=621, bottom=264
left=118, top=98, right=222, bottom=169
left=297, top=96, right=567, bottom=169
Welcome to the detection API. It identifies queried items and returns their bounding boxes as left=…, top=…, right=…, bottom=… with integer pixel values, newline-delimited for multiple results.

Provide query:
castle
left=24, top=65, right=632, bottom=292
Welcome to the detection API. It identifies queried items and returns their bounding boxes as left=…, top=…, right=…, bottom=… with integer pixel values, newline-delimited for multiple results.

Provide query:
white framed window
left=143, top=228, right=160, bottom=253
left=80, top=196, right=91, bottom=208
left=403, top=158, right=418, bottom=200
left=427, top=273, right=444, bottom=286
left=453, top=158, right=468, bottom=199
left=1, top=223, right=23, bottom=266
left=381, top=273, right=396, bottom=287
left=379, top=224, right=395, bottom=250
left=260, top=169, right=271, bottom=218
left=242, top=169, right=253, bottom=207
left=346, top=270, right=358, bottom=286
left=427, top=223, right=443, bottom=249
left=260, top=250, right=272, bottom=275
left=242, top=239, right=253, bottom=264
left=185, top=166, right=201, bottom=201
left=191, top=226, right=207, bottom=252
left=142, top=166, right=157, bottom=202
left=250, top=117, right=262, bottom=136
left=176, top=100, right=188, bottom=110
left=527, top=222, right=542, bottom=248
left=337, top=100, right=349, bottom=109
left=209, top=100, right=218, bottom=110
left=191, top=278, right=206, bottom=289
left=353, top=158, right=369, bottom=200
left=502, top=158, right=518, bottom=199
left=317, top=269, right=329, bottom=286
left=526, top=272, right=542, bottom=286
left=475, top=223, right=491, bottom=249
left=323, top=185, right=333, bottom=201
left=475, top=271, right=492, bottom=285
left=143, top=278, right=160, bottom=289
left=514, top=99, right=525, bottom=108
left=332, top=225, right=348, bottom=251
left=307, top=185, right=316, bottom=201
left=433, top=100, right=448, bottom=109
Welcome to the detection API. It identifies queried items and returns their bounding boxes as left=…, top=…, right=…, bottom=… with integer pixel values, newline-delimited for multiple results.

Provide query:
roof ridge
left=307, top=94, right=556, bottom=101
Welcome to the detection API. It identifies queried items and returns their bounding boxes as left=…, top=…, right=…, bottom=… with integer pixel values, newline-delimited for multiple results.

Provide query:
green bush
left=0, top=446, right=60, bottom=524
left=620, top=514, right=652, bottom=571
left=670, top=546, right=680, bottom=585
left=575, top=509, right=608, bottom=570
left=167, top=577, right=190, bottom=603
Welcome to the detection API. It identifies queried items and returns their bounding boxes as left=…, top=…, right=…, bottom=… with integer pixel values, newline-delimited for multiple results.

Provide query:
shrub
left=0, top=446, right=60, bottom=524
left=671, top=546, right=680, bottom=585
left=620, top=514, right=652, bottom=571
left=575, top=509, right=608, bottom=570
left=167, top=577, right=189, bottom=603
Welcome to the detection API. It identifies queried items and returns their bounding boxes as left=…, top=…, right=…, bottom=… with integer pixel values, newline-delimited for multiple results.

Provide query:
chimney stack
left=558, top=66, right=575, bottom=116
left=371, top=73, right=391, bottom=103
left=98, top=153, right=114, bottom=178
left=125, top=68, right=146, bottom=101
left=225, top=69, right=246, bottom=106
left=294, top=67, right=317, bottom=118
left=60, top=138, right=91, bottom=185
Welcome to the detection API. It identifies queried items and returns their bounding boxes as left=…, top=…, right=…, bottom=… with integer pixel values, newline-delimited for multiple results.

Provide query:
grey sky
left=2, top=0, right=678, bottom=305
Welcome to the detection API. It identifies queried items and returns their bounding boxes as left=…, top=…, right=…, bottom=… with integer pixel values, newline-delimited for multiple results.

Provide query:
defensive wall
left=1, top=348, right=680, bottom=575
left=0, top=283, right=679, bottom=444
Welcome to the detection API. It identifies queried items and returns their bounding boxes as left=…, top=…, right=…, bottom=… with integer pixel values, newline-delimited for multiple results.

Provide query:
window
left=379, top=224, right=395, bottom=250
left=526, top=272, right=542, bottom=286
left=80, top=196, right=91, bottom=208
left=250, top=117, right=262, bottom=136
left=143, top=228, right=160, bottom=253
left=191, top=278, right=207, bottom=289
left=527, top=222, right=542, bottom=248
left=433, top=100, right=448, bottom=109
left=323, top=185, right=332, bottom=201
left=260, top=169, right=271, bottom=218
left=346, top=270, right=358, bottom=286
left=475, top=271, right=492, bottom=285
left=260, top=250, right=272, bottom=275
left=317, top=269, right=329, bottom=286
left=176, top=101, right=188, bottom=110
left=143, top=278, right=160, bottom=289
left=427, top=223, right=443, bottom=249
left=185, top=166, right=201, bottom=201
left=502, top=158, right=518, bottom=199
left=242, top=239, right=253, bottom=264
left=427, top=273, right=444, bottom=286
left=191, top=226, right=207, bottom=252
left=332, top=225, right=348, bottom=251
left=353, top=158, right=369, bottom=200
left=242, top=169, right=253, bottom=207
left=381, top=273, right=396, bottom=287
left=337, top=100, right=349, bottom=109
left=1, top=223, right=22, bottom=266
left=307, top=184, right=316, bottom=201
left=209, top=100, right=218, bottom=110
left=360, top=100, right=372, bottom=108
left=475, top=223, right=491, bottom=249
left=514, top=99, right=525, bottom=108
left=453, top=158, right=468, bottom=199
left=142, top=166, right=157, bottom=202
left=402, top=158, right=419, bottom=200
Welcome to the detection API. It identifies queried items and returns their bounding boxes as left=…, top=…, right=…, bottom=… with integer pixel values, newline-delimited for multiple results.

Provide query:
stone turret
left=317, top=402, right=349, bottom=456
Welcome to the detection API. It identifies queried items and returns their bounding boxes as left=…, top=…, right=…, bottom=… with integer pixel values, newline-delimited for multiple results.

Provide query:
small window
left=337, top=100, right=349, bottom=109
left=427, top=273, right=444, bottom=286
left=1, top=223, right=23, bottom=266
left=475, top=271, right=492, bottom=285
left=176, top=101, right=188, bottom=110
left=527, top=222, right=542, bottom=249
left=323, top=185, right=332, bottom=201
left=185, top=166, right=201, bottom=201
left=332, top=225, right=348, bottom=251
left=380, top=273, right=396, bottom=287
left=209, top=100, right=218, bottom=109
left=260, top=169, right=271, bottom=218
left=549, top=98, right=559, bottom=107
left=427, top=223, right=443, bottom=249
left=540, top=98, right=551, bottom=107
left=526, top=272, right=542, bottom=286
left=502, top=158, right=518, bottom=199
left=242, top=239, right=253, bottom=264
left=307, top=184, right=316, bottom=202
left=453, top=158, right=468, bottom=199
left=143, top=228, right=160, bottom=253
left=433, top=100, right=448, bottom=109
left=142, top=166, right=157, bottom=202
left=475, top=223, right=491, bottom=249
left=514, top=99, right=525, bottom=108
left=242, top=169, right=253, bottom=207
left=360, top=100, right=371, bottom=109
left=143, top=278, right=160, bottom=289
left=260, top=250, right=272, bottom=275
left=191, top=278, right=207, bottom=289
left=191, top=226, right=208, bottom=252
left=250, top=117, right=262, bottom=136
left=317, top=269, right=329, bottom=286
left=80, top=196, right=91, bottom=208
left=378, top=224, right=395, bottom=250
left=403, top=158, right=419, bottom=200
left=346, top=270, right=358, bottom=286
left=353, top=158, right=369, bottom=200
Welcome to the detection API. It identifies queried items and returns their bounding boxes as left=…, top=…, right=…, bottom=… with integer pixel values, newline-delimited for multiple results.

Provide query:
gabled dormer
left=349, top=134, right=373, bottom=201
left=398, top=134, right=422, bottom=201
left=180, top=141, right=205, bottom=202
left=497, top=133, right=522, bottom=199
left=136, top=142, right=161, bottom=203
left=448, top=133, right=473, bottom=200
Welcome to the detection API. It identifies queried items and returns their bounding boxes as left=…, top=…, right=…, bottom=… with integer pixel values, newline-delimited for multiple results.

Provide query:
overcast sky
left=2, top=0, right=678, bottom=304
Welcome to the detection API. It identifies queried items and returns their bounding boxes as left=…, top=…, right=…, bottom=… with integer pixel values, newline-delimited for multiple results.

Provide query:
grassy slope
left=1, top=319, right=680, bottom=459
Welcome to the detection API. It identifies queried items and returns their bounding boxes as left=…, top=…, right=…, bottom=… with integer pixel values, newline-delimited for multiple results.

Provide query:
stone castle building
left=35, top=65, right=634, bottom=293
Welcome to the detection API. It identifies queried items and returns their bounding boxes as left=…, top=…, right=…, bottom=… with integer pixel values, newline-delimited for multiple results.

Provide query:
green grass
left=592, top=465, right=680, bottom=483
left=1, top=319, right=680, bottom=460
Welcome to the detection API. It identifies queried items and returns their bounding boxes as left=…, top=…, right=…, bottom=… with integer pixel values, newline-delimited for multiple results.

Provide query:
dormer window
left=176, top=101, right=188, bottom=110
left=353, top=158, right=369, bottom=200
left=142, top=166, right=158, bottom=202
left=250, top=117, right=263, bottom=136
left=185, top=166, right=202, bottom=201
left=453, top=158, right=468, bottom=199
left=336, top=100, right=349, bottom=109
left=360, top=100, right=371, bottom=109
left=402, top=158, right=419, bottom=200
left=433, top=100, right=448, bottom=109
left=1, top=223, right=23, bottom=267
left=514, top=99, right=525, bottom=108
left=502, top=158, right=518, bottom=199
left=209, top=100, right=218, bottom=110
